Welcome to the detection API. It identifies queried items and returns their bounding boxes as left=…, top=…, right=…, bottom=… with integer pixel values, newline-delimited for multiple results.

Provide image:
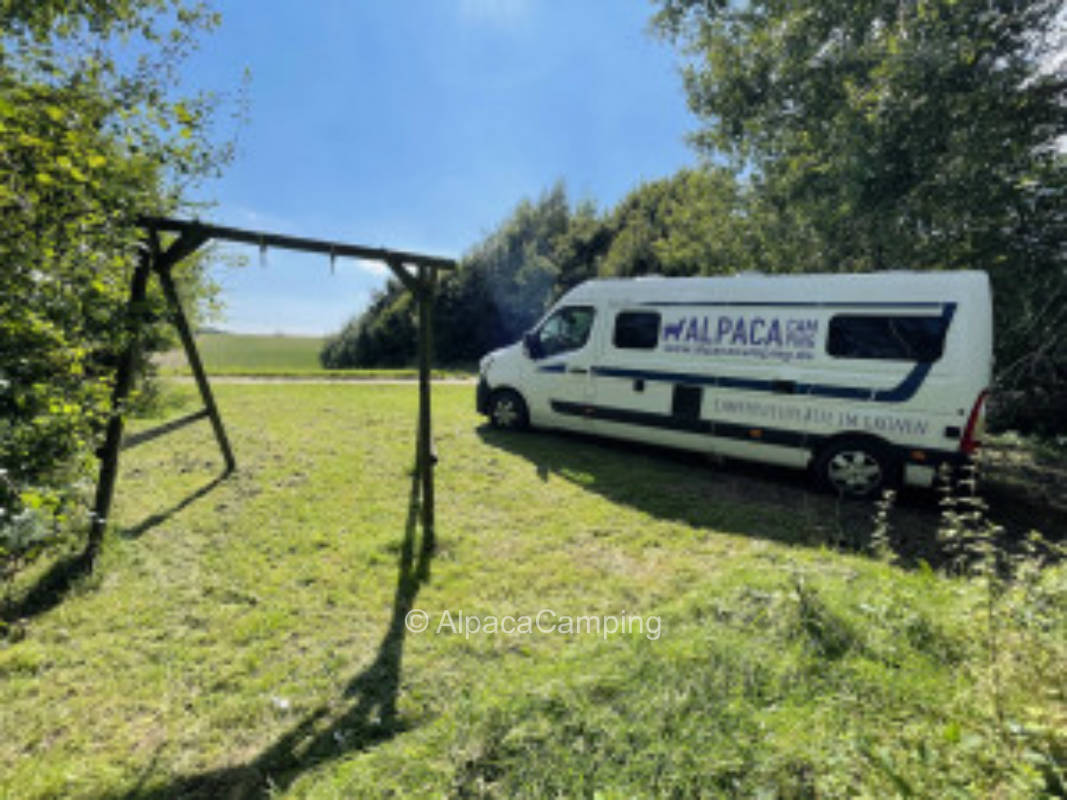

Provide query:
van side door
left=587, top=308, right=700, bottom=448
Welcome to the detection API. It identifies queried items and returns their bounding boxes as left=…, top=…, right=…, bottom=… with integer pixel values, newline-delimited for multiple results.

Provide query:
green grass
left=2, top=383, right=1064, bottom=798
left=157, top=332, right=474, bottom=379
left=167, top=366, right=470, bottom=380
left=159, top=332, right=326, bottom=373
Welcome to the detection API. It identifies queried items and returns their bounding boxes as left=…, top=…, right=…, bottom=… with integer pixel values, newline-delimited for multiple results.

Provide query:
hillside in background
left=159, top=332, right=326, bottom=374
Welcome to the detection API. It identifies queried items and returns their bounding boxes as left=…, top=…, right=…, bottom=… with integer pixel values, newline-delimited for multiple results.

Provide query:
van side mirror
left=523, top=331, right=542, bottom=359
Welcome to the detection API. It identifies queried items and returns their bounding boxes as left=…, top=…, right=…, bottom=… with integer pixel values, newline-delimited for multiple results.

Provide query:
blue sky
left=185, top=0, right=697, bottom=335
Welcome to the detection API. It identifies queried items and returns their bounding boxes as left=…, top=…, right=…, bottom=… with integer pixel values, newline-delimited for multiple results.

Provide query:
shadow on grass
left=1, top=548, right=94, bottom=628
left=3, top=473, right=230, bottom=630
left=477, top=425, right=1066, bottom=569
left=119, top=471, right=231, bottom=540
left=103, top=469, right=434, bottom=800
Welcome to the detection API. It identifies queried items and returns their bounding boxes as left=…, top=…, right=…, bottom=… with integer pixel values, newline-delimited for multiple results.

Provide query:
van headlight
left=479, top=354, right=494, bottom=376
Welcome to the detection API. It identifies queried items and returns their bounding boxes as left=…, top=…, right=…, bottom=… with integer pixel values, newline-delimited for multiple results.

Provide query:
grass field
left=159, top=333, right=327, bottom=373
left=157, top=333, right=472, bottom=379
left=2, top=382, right=1065, bottom=798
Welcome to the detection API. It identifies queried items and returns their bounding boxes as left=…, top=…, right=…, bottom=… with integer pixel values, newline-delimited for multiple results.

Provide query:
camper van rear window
left=827, top=315, right=948, bottom=362
left=613, top=311, right=661, bottom=350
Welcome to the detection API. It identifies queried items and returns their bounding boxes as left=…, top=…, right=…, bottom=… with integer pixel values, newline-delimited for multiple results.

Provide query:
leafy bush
left=0, top=1, right=233, bottom=584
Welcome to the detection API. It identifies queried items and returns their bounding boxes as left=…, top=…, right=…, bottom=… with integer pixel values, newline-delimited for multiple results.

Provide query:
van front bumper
left=476, top=377, right=490, bottom=415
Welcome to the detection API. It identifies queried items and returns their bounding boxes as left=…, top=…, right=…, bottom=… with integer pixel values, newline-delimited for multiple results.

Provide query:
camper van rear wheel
left=489, top=389, right=529, bottom=431
left=814, top=439, right=894, bottom=500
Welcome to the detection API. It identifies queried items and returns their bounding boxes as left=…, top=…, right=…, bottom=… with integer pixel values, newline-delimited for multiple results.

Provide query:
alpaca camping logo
left=660, top=314, right=819, bottom=363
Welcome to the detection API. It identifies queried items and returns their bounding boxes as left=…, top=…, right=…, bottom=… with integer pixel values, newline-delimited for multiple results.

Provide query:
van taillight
left=960, top=390, right=988, bottom=455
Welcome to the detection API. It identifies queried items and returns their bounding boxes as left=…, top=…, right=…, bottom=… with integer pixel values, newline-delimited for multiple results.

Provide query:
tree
left=654, top=0, right=1067, bottom=431
left=322, top=184, right=574, bottom=368
left=1, top=0, right=234, bottom=581
left=552, top=198, right=612, bottom=293
left=599, top=167, right=755, bottom=277
left=321, top=169, right=767, bottom=368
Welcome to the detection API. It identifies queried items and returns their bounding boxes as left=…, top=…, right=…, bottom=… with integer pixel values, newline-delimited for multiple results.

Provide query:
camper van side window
left=535, top=306, right=596, bottom=359
left=613, top=311, right=660, bottom=350
left=828, top=315, right=948, bottom=362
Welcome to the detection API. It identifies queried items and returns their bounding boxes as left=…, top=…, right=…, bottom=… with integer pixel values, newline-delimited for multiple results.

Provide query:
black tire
left=488, top=389, right=529, bottom=431
left=813, top=438, right=897, bottom=500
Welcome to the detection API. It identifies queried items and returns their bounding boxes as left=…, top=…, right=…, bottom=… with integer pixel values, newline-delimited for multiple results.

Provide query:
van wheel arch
left=487, top=387, right=529, bottom=431
left=811, top=434, right=900, bottom=500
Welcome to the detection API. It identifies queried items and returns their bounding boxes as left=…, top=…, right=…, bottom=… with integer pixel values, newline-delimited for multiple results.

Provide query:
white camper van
left=476, top=271, right=993, bottom=498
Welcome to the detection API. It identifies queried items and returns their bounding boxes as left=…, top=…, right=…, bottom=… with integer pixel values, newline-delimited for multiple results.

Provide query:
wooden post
left=86, top=247, right=152, bottom=565
left=155, top=263, right=236, bottom=473
left=417, top=265, right=436, bottom=552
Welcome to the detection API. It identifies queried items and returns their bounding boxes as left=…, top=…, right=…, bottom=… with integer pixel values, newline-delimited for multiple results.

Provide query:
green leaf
left=173, top=102, right=194, bottom=125
left=17, top=133, right=44, bottom=148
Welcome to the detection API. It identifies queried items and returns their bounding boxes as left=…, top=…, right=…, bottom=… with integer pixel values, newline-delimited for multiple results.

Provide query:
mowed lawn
left=1, top=383, right=1064, bottom=798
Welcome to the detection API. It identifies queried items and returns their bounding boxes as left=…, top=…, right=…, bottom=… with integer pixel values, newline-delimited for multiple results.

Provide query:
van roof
left=559, top=271, right=989, bottom=306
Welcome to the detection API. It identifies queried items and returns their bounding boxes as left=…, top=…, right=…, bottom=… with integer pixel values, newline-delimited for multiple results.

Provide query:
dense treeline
left=653, top=0, right=1067, bottom=433
left=324, top=0, right=1066, bottom=434
left=320, top=169, right=756, bottom=368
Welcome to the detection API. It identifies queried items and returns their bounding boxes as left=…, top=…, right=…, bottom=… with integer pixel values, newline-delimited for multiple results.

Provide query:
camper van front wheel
left=814, top=439, right=895, bottom=499
left=488, top=389, right=529, bottom=431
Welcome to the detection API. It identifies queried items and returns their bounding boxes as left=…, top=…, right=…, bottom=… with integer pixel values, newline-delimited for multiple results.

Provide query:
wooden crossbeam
left=140, top=216, right=457, bottom=271
left=156, top=228, right=211, bottom=273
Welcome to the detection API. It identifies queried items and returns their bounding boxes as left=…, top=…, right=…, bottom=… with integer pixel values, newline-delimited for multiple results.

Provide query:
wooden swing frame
left=87, top=216, right=456, bottom=566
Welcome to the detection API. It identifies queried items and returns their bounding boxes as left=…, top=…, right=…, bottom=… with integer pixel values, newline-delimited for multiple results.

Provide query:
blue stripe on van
left=537, top=363, right=567, bottom=373
left=639, top=301, right=945, bottom=309
left=590, top=359, right=928, bottom=404
left=589, top=361, right=938, bottom=404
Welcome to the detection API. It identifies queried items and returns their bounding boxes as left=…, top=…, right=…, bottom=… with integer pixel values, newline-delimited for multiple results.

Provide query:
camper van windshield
left=535, top=306, right=595, bottom=359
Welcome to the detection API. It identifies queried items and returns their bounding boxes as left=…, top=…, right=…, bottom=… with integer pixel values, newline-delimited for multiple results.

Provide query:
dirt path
left=166, top=375, right=477, bottom=385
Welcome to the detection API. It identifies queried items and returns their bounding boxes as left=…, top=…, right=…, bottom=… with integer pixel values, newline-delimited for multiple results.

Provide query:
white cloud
left=232, top=207, right=298, bottom=234
left=334, top=257, right=423, bottom=282
left=353, top=258, right=391, bottom=277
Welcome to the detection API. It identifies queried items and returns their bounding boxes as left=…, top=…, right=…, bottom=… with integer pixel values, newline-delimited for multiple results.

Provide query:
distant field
left=158, top=332, right=326, bottom=373
left=158, top=332, right=474, bottom=379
